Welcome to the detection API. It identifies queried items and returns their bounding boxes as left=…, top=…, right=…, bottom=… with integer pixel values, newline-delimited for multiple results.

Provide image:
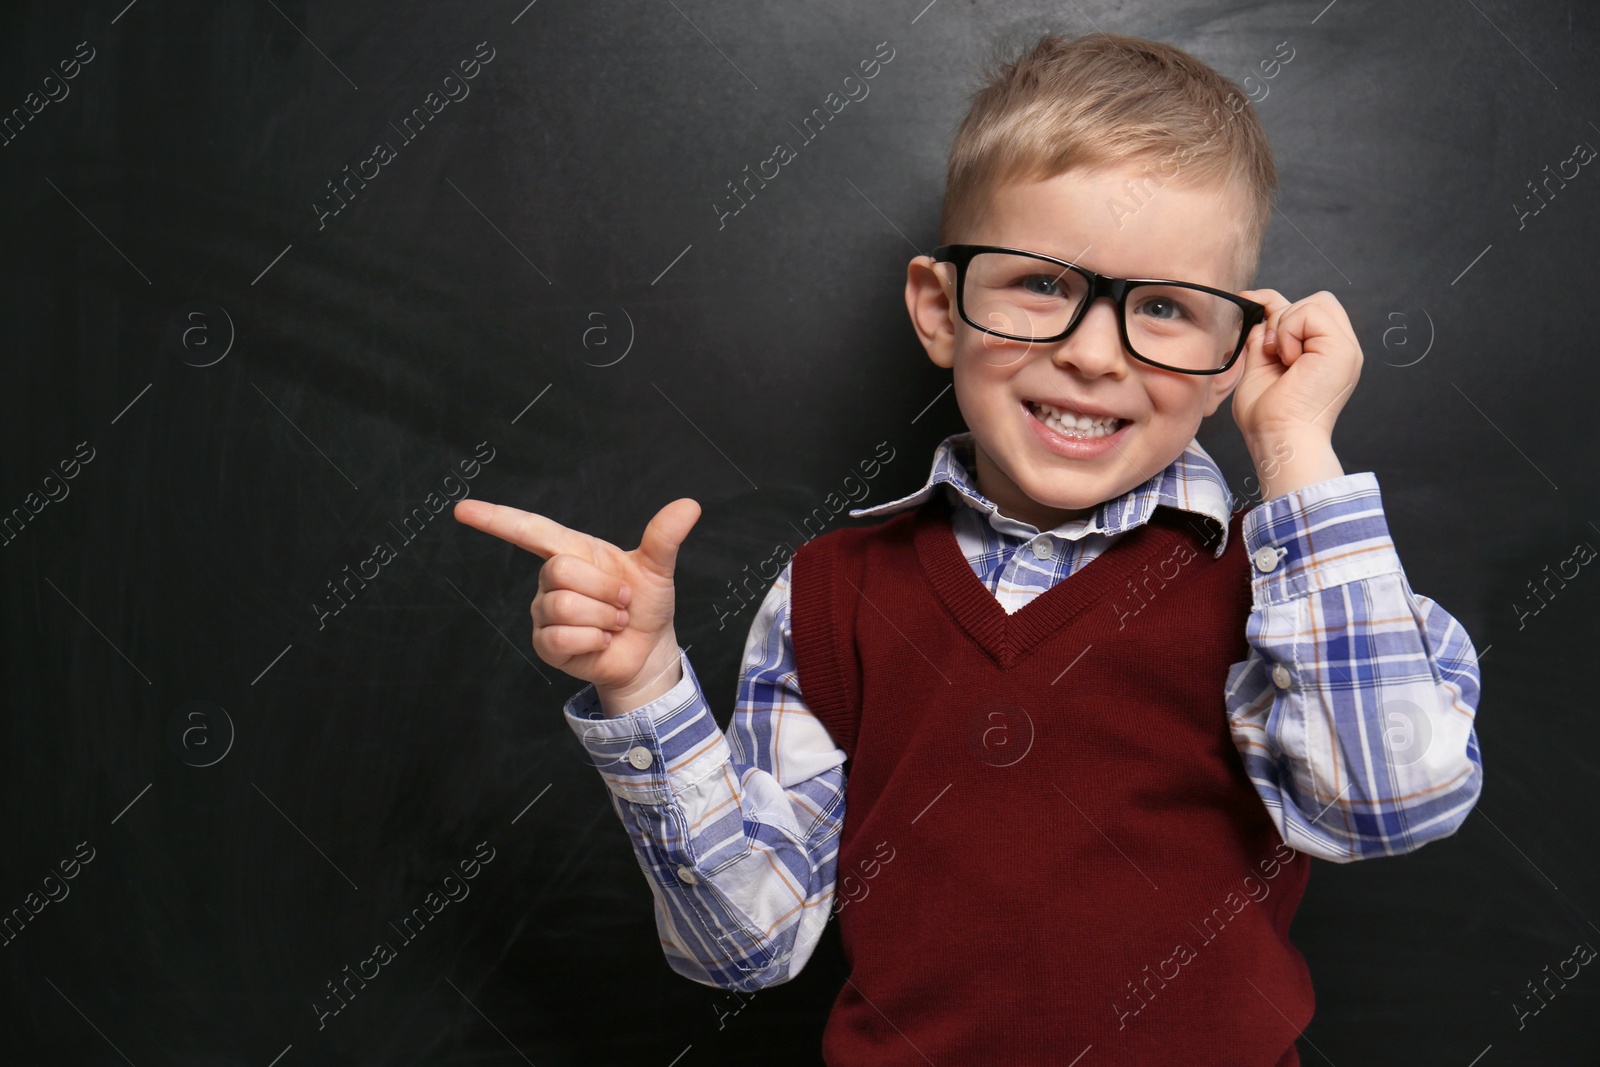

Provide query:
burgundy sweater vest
left=789, top=493, right=1313, bottom=1066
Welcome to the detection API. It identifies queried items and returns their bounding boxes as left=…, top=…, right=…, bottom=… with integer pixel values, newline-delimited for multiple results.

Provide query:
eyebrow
left=1009, top=248, right=1219, bottom=287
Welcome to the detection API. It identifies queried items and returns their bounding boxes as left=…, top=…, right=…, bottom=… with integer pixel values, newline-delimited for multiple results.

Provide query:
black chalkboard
left=2, top=1, right=1597, bottom=1064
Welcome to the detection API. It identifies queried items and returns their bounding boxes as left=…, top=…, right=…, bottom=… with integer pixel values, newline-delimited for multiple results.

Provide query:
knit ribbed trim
left=912, top=493, right=1193, bottom=669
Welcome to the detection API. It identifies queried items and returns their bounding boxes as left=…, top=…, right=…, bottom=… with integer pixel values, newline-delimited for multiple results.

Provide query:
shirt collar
left=848, top=431, right=1237, bottom=557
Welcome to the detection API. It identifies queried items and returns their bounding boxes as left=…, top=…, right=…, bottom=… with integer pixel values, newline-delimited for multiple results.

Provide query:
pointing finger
left=453, top=499, right=590, bottom=560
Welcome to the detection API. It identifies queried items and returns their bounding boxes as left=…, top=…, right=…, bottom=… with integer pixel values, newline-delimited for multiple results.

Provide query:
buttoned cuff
left=1241, top=472, right=1402, bottom=607
left=561, top=647, right=731, bottom=805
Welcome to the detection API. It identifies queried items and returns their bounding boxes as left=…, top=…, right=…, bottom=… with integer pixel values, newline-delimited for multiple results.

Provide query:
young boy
left=455, top=31, right=1483, bottom=1066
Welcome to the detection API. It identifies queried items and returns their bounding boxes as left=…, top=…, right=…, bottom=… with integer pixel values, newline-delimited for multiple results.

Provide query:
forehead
left=969, top=165, right=1248, bottom=289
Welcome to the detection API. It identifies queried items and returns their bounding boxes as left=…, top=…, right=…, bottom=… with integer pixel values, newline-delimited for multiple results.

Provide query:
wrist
left=1244, top=425, right=1343, bottom=503
left=596, top=638, right=683, bottom=718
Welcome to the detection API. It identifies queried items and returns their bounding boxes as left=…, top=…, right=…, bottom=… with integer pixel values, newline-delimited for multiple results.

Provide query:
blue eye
left=1136, top=295, right=1187, bottom=321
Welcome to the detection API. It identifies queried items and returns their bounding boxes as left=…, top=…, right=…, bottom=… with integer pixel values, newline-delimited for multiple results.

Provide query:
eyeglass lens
left=961, top=252, right=1244, bottom=371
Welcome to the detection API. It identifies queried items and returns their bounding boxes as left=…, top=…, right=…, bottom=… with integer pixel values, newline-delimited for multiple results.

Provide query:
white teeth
left=1028, top=401, right=1124, bottom=439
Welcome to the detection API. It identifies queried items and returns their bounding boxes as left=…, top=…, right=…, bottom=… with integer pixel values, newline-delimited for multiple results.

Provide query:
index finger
left=1239, top=288, right=1291, bottom=317
left=453, top=498, right=589, bottom=560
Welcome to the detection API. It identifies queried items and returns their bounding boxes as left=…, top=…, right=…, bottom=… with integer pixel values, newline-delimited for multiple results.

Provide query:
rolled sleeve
left=562, top=647, right=732, bottom=806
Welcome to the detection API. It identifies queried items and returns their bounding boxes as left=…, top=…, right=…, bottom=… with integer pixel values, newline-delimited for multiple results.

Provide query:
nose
left=1049, top=296, right=1129, bottom=378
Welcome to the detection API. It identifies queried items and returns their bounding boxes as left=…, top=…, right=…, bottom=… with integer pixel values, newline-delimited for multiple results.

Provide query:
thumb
left=635, top=497, right=702, bottom=578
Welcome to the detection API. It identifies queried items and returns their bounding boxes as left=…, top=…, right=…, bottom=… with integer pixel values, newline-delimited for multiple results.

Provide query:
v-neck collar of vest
left=912, top=493, right=1192, bottom=669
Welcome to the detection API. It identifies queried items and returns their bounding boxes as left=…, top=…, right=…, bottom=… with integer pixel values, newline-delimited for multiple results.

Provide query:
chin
left=1017, top=480, right=1107, bottom=517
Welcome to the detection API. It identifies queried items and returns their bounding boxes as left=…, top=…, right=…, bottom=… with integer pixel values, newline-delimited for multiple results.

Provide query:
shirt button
left=1253, top=546, right=1281, bottom=573
left=1271, top=664, right=1292, bottom=689
left=625, top=745, right=654, bottom=770
left=676, top=865, right=699, bottom=885
left=1031, top=538, right=1053, bottom=559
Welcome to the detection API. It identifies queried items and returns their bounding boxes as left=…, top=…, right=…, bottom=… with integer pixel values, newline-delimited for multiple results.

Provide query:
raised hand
left=453, top=497, right=702, bottom=717
left=1229, top=288, right=1357, bottom=502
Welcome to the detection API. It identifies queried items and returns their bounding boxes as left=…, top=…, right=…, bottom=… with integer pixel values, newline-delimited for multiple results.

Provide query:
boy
left=455, top=31, right=1483, bottom=1066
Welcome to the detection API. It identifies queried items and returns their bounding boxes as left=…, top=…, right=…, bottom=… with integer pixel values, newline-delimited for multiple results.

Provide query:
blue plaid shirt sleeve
left=561, top=560, right=847, bottom=990
left=1225, top=472, right=1484, bottom=862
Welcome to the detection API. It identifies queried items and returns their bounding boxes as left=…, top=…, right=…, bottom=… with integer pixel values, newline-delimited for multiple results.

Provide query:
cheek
left=1147, top=379, right=1210, bottom=419
left=950, top=350, right=1017, bottom=413
left=1128, top=383, right=1202, bottom=451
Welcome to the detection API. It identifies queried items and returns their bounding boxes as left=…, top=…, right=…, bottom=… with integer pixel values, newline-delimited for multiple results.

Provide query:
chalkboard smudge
left=312, top=840, right=497, bottom=1030
left=312, top=41, right=498, bottom=231
left=712, top=40, right=895, bottom=231
left=314, top=441, right=497, bottom=630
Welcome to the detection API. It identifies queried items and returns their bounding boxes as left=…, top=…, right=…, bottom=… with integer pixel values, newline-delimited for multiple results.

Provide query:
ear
left=905, top=255, right=957, bottom=370
left=1200, top=321, right=1258, bottom=417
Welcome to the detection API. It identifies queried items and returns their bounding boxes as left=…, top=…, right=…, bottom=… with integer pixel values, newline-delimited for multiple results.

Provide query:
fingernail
left=604, top=632, right=612, bottom=644
left=618, top=584, right=632, bottom=605
left=616, top=609, right=628, bottom=626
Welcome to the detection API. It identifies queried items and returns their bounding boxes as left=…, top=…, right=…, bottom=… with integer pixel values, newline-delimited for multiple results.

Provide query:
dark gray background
left=2, top=1, right=1597, bottom=1064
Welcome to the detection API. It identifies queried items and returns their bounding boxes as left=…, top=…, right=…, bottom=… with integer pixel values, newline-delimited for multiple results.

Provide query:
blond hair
left=938, top=31, right=1277, bottom=290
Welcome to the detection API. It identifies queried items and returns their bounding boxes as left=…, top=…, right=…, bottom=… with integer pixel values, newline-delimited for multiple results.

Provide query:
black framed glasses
left=932, top=244, right=1266, bottom=375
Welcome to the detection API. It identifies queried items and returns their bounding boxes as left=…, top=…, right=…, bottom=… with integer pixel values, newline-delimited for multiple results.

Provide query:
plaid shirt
left=563, top=432, right=1484, bottom=991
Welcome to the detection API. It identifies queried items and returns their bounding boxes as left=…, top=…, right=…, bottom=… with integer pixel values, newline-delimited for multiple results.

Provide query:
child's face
left=906, top=164, right=1252, bottom=531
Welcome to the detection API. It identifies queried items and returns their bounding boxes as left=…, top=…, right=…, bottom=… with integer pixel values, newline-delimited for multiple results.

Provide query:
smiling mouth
left=1024, top=400, right=1129, bottom=440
